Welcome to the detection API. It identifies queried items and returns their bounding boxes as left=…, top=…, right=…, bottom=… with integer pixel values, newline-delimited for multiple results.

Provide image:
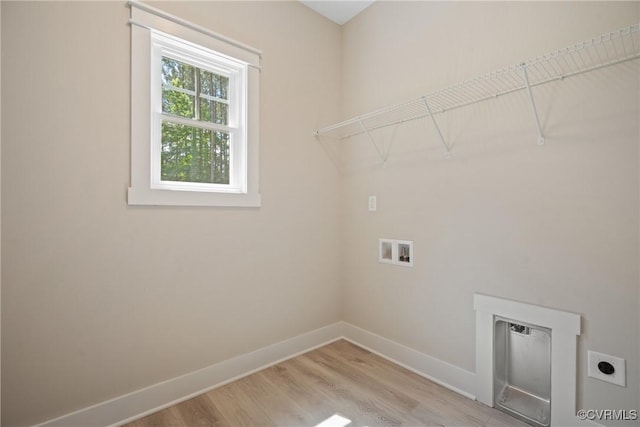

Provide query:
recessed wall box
left=379, top=239, right=413, bottom=267
left=379, top=239, right=394, bottom=264
left=396, top=240, right=413, bottom=267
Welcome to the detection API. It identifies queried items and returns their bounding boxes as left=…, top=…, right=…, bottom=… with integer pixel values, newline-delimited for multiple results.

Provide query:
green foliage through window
left=160, top=57, right=230, bottom=184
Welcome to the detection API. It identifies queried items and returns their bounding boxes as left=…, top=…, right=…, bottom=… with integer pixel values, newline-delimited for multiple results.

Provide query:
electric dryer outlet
left=587, top=350, right=626, bottom=387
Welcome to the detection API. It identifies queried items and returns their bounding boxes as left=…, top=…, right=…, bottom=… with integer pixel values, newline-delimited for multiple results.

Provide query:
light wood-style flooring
left=124, top=340, right=529, bottom=427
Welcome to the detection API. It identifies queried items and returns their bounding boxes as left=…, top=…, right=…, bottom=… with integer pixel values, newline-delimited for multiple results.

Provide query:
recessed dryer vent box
left=379, top=239, right=413, bottom=267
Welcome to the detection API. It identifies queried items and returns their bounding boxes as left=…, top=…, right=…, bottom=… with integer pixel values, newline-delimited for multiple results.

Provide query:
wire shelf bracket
left=314, top=23, right=640, bottom=157
left=520, top=63, right=545, bottom=146
left=422, top=96, right=451, bottom=159
left=359, top=118, right=389, bottom=166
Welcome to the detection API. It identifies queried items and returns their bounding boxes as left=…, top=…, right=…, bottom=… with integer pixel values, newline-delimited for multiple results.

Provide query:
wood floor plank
left=259, top=364, right=345, bottom=425
left=313, top=341, right=468, bottom=427
left=314, top=345, right=421, bottom=411
left=484, top=408, right=532, bottom=427
left=233, top=372, right=314, bottom=426
left=171, top=394, right=228, bottom=426
left=333, top=342, right=493, bottom=426
left=284, top=355, right=401, bottom=427
left=203, top=382, right=276, bottom=427
left=292, top=348, right=443, bottom=427
left=125, top=406, right=183, bottom=427
left=123, top=339, right=530, bottom=427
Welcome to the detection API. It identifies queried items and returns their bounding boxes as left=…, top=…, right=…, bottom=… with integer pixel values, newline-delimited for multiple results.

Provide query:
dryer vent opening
left=494, top=317, right=551, bottom=427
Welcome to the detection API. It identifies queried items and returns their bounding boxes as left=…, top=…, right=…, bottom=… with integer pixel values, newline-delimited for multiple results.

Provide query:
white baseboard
left=341, top=322, right=476, bottom=400
left=34, top=322, right=344, bottom=427
left=33, top=321, right=477, bottom=427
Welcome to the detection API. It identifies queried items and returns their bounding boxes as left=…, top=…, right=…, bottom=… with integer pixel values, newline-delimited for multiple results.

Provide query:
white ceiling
left=300, top=1, right=375, bottom=25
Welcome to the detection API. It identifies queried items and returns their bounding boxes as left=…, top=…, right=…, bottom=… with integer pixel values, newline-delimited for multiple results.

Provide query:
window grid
left=150, top=32, right=246, bottom=191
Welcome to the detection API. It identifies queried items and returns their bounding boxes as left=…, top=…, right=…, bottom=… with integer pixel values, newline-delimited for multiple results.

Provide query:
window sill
left=127, top=186, right=261, bottom=207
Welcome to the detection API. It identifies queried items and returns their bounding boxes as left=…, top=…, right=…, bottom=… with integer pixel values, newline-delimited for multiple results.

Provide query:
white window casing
left=128, top=1, right=261, bottom=207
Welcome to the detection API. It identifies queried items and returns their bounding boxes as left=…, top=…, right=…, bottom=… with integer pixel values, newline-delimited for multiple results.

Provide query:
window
left=128, top=2, right=261, bottom=206
left=151, top=32, right=245, bottom=193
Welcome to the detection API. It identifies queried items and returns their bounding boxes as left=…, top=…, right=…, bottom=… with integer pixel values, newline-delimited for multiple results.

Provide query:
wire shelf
left=314, top=24, right=640, bottom=141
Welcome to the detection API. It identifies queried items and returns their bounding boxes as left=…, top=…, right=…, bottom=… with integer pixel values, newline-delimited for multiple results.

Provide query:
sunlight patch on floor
left=314, top=414, right=353, bottom=427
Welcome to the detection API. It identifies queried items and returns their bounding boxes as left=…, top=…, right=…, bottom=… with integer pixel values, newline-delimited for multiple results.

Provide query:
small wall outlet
left=587, top=350, right=626, bottom=387
left=368, top=195, right=377, bottom=212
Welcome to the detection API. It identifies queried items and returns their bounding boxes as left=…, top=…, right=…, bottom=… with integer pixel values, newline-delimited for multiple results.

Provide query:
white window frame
left=128, top=1, right=261, bottom=207
left=151, top=33, right=246, bottom=193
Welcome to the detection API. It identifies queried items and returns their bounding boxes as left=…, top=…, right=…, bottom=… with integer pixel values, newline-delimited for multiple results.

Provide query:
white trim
left=128, top=1, right=262, bottom=62
left=474, top=293, right=581, bottom=335
left=158, top=114, right=233, bottom=134
left=33, top=323, right=344, bottom=427
left=341, top=322, right=476, bottom=399
left=127, top=186, right=261, bottom=207
left=128, top=3, right=260, bottom=207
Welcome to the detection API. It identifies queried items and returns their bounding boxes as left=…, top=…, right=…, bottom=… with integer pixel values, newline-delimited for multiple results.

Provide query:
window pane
left=161, top=121, right=230, bottom=185
left=199, top=98, right=228, bottom=125
left=200, top=69, right=229, bottom=99
left=162, top=57, right=195, bottom=91
left=162, top=89, right=195, bottom=118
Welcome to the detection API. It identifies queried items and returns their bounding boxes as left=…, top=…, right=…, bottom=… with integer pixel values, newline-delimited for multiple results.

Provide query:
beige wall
left=1, top=2, right=342, bottom=425
left=340, top=1, right=640, bottom=422
left=3, top=1, right=640, bottom=426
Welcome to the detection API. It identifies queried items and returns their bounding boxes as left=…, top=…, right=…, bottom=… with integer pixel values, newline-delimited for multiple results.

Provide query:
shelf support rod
left=358, top=119, right=388, bottom=166
left=422, top=96, right=451, bottom=159
left=520, top=63, right=545, bottom=145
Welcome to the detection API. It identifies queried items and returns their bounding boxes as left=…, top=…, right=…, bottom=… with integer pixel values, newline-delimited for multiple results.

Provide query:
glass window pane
left=162, top=89, right=195, bottom=118
left=211, top=130, right=230, bottom=185
left=161, top=121, right=230, bottom=185
left=200, top=69, right=213, bottom=96
left=216, top=75, right=229, bottom=99
left=162, top=57, right=195, bottom=91
left=199, top=98, right=228, bottom=125
left=199, top=69, right=229, bottom=100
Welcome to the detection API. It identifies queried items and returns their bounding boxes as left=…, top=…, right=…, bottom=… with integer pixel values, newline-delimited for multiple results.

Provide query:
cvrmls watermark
left=577, top=409, right=638, bottom=421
